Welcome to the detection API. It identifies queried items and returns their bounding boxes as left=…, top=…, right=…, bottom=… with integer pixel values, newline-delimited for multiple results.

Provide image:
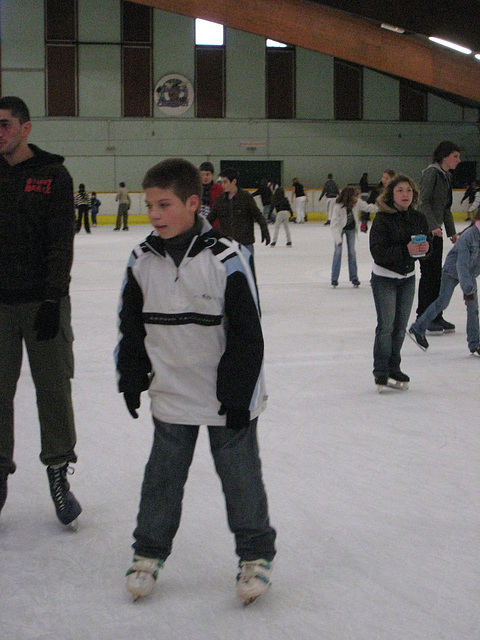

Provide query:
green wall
left=1, top=0, right=478, bottom=191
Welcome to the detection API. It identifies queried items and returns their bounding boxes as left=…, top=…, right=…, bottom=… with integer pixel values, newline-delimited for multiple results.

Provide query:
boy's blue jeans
left=371, top=273, right=416, bottom=378
left=132, top=417, right=276, bottom=562
left=411, top=271, right=479, bottom=351
left=331, top=228, right=357, bottom=282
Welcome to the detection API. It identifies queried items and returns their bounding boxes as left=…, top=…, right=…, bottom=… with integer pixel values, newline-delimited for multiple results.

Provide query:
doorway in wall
left=454, top=161, right=477, bottom=188
left=220, top=160, right=282, bottom=189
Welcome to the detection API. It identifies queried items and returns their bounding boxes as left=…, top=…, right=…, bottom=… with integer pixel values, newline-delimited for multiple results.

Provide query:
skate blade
left=387, top=379, right=409, bottom=390
left=242, top=596, right=259, bottom=607
left=65, top=518, right=79, bottom=532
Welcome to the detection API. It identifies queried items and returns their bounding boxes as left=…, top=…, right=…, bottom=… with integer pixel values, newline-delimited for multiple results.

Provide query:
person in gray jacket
left=416, top=141, right=460, bottom=333
left=409, top=209, right=480, bottom=356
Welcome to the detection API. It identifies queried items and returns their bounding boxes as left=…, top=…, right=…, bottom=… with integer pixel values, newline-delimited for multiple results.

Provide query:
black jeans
left=76, top=205, right=90, bottom=233
left=416, top=234, right=443, bottom=320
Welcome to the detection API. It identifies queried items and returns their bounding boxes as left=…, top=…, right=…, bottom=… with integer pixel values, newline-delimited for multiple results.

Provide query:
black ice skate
left=375, top=373, right=409, bottom=393
left=46, top=463, right=82, bottom=529
left=388, top=371, right=410, bottom=390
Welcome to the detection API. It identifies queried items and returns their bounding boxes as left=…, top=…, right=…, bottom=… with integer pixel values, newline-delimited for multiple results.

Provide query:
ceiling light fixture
left=380, top=23, right=405, bottom=34
left=475, top=54, right=480, bottom=61
left=428, top=37, right=472, bottom=55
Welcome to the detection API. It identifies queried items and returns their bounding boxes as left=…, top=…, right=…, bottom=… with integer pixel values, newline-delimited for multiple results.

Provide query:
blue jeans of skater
left=371, top=273, right=416, bottom=378
left=132, top=417, right=277, bottom=563
left=411, top=271, right=479, bottom=351
left=331, top=228, right=357, bottom=282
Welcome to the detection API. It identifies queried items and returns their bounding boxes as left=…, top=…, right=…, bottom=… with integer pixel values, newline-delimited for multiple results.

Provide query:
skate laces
left=47, top=463, right=73, bottom=511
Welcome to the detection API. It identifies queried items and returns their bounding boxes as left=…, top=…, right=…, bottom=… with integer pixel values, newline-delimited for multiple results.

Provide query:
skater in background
left=269, top=187, right=293, bottom=246
left=114, top=181, right=131, bottom=231
left=319, top=173, right=339, bottom=226
left=461, top=179, right=479, bottom=221
left=359, top=172, right=370, bottom=197
left=416, top=140, right=460, bottom=333
left=360, top=169, right=396, bottom=233
left=369, top=174, right=431, bottom=391
left=198, top=161, right=223, bottom=224
left=330, top=186, right=377, bottom=287
left=466, top=187, right=480, bottom=221
left=74, top=183, right=91, bottom=233
left=0, top=96, right=81, bottom=526
left=208, top=166, right=270, bottom=260
left=90, top=191, right=101, bottom=226
left=252, top=178, right=273, bottom=222
left=116, top=158, right=276, bottom=604
left=291, top=177, right=307, bottom=223
left=409, top=208, right=480, bottom=356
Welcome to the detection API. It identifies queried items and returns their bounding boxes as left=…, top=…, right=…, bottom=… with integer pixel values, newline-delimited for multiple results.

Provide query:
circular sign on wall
left=154, top=74, right=194, bottom=115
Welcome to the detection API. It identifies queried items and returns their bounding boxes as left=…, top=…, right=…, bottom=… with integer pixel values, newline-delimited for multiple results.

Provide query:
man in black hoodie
left=0, top=96, right=81, bottom=528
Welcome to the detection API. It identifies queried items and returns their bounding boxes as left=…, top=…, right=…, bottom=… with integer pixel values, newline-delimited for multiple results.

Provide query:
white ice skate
left=126, top=555, right=163, bottom=601
left=236, top=559, right=273, bottom=606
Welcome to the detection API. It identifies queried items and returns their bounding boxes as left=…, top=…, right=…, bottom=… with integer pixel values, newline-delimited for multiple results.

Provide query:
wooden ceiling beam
left=134, top=0, right=480, bottom=105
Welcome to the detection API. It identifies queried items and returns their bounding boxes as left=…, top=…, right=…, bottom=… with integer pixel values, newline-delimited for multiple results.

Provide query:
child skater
left=115, top=158, right=276, bottom=605
left=330, top=186, right=377, bottom=287
left=409, top=208, right=480, bottom=356
left=90, top=192, right=101, bottom=226
left=369, top=175, right=430, bottom=392
left=269, top=187, right=293, bottom=246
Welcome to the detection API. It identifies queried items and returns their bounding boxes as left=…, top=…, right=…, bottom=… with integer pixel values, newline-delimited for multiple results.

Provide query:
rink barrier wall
left=82, top=189, right=474, bottom=225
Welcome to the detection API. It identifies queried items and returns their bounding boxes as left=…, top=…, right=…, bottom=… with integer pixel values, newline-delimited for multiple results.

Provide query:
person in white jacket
left=330, top=186, right=377, bottom=287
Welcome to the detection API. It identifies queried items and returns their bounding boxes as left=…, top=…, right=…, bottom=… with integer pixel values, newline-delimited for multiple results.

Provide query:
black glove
left=261, top=228, right=271, bottom=246
left=464, top=292, right=476, bottom=302
left=218, top=404, right=250, bottom=430
left=34, top=301, right=60, bottom=341
left=124, top=391, right=141, bottom=419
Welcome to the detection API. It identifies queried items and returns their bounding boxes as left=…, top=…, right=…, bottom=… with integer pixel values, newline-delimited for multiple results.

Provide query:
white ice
left=1, top=221, right=478, bottom=640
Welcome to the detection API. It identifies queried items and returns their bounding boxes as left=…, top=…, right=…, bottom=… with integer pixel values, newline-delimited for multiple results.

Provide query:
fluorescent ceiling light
left=428, top=37, right=472, bottom=55
left=380, top=23, right=405, bottom=34
left=475, top=54, right=480, bottom=60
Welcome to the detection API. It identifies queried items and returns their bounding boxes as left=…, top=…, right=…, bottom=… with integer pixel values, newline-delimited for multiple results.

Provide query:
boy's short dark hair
left=219, top=167, right=239, bottom=183
left=433, top=141, right=460, bottom=164
left=143, top=158, right=201, bottom=203
left=0, top=96, right=30, bottom=124
left=199, top=161, right=215, bottom=173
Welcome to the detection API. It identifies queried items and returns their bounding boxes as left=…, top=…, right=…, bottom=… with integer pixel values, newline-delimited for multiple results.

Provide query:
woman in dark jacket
left=369, top=174, right=431, bottom=391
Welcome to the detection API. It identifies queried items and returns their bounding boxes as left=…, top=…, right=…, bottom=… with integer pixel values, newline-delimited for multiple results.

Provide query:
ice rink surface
left=1, top=221, right=478, bottom=640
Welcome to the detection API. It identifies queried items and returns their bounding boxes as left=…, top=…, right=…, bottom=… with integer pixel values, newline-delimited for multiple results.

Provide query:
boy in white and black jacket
left=116, top=158, right=276, bottom=605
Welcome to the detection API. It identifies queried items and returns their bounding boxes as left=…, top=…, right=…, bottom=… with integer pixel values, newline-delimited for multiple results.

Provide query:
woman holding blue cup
left=369, top=175, right=431, bottom=391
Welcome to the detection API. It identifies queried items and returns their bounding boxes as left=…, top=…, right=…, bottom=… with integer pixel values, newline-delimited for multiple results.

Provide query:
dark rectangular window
left=123, top=46, right=152, bottom=117
left=121, top=1, right=153, bottom=117
left=122, top=0, right=152, bottom=44
left=399, top=81, right=427, bottom=122
left=45, top=0, right=77, bottom=41
left=334, top=59, right=363, bottom=120
left=46, top=45, right=77, bottom=116
left=45, top=0, right=77, bottom=115
left=266, top=48, right=295, bottom=119
left=195, top=47, right=225, bottom=118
